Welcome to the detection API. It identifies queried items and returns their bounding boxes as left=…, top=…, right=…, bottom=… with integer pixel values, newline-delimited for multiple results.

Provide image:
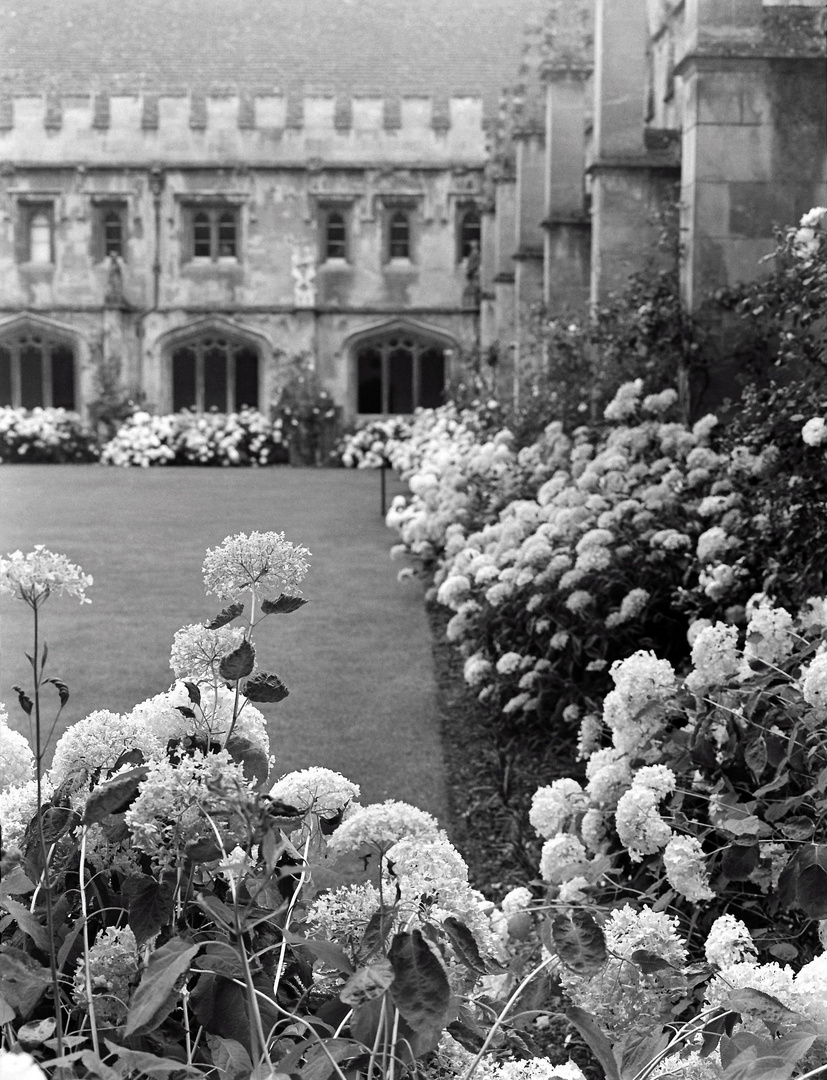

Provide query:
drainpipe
left=148, top=166, right=164, bottom=310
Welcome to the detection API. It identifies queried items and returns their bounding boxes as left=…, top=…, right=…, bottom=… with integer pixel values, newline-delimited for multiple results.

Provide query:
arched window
left=217, top=212, right=237, bottom=258
left=355, top=330, right=446, bottom=414
left=388, top=211, right=410, bottom=259
left=170, top=334, right=259, bottom=412
left=0, top=328, right=76, bottom=409
left=325, top=211, right=347, bottom=260
left=458, top=207, right=481, bottom=261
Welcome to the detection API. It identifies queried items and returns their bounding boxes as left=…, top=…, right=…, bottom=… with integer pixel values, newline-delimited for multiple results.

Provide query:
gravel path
left=0, top=465, right=449, bottom=821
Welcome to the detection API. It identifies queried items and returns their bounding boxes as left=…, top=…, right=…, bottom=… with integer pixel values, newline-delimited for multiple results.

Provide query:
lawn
left=0, top=464, right=449, bottom=820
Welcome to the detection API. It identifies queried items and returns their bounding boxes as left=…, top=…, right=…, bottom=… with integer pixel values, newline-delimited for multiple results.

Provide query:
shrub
left=0, top=407, right=99, bottom=463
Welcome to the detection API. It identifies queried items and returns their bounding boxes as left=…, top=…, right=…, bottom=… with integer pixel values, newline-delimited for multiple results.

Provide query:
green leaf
left=0, top=993, right=15, bottom=1025
left=744, top=736, right=767, bottom=778
left=280, top=930, right=354, bottom=975
left=725, top=988, right=801, bottom=1033
left=722, top=842, right=759, bottom=881
left=339, top=960, right=394, bottom=1006
left=442, top=916, right=488, bottom=975
left=619, top=1027, right=669, bottom=1080
left=0, top=946, right=52, bottom=1019
left=124, top=936, right=201, bottom=1036
left=387, top=930, right=451, bottom=1040
left=205, top=602, right=244, bottom=630
left=45, top=678, right=69, bottom=707
left=183, top=681, right=201, bottom=706
left=0, top=866, right=35, bottom=898
left=208, top=1035, right=253, bottom=1080
left=565, top=1006, right=620, bottom=1080
left=193, top=943, right=247, bottom=979
left=779, top=816, right=814, bottom=840
left=225, top=734, right=270, bottom=786
left=242, top=672, right=290, bottom=703
left=768, top=943, right=798, bottom=963
left=219, top=639, right=255, bottom=681
left=17, top=1017, right=56, bottom=1049
left=11, top=685, right=33, bottom=717
left=124, top=874, right=175, bottom=945
left=83, top=766, right=148, bottom=823
left=296, top=1039, right=363, bottom=1080
left=0, top=897, right=52, bottom=953
left=261, top=594, right=309, bottom=615
left=629, top=949, right=676, bottom=975
left=103, top=1040, right=204, bottom=1079
left=551, top=910, right=607, bottom=975
left=194, top=892, right=238, bottom=932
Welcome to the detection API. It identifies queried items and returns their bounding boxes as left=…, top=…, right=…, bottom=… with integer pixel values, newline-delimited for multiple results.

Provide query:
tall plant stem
left=78, top=827, right=100, bottom=1059
left=32, top=601, right=65, bottom=1061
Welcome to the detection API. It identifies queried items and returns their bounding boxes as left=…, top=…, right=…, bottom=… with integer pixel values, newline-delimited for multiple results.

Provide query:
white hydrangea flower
left=802, top=418, right=827, bottom=447
left=580, top=807, right=611, bottom=853
left=539, top=834, right=588, bottom=884
left=684, top=622, right=741, bottom=692
left=500, top=886, right=533, bottom=916
left=170, top=622, right=248, bottom=682
left=497, top=1060, right=588, bottom=1080
left=0, top=1051, right=49, bottom=1080
left=696, top=526, right=731, bottom=565
left=605, top=905, right=687, bottom=966
left=327, top=799, right=441, bottom=853
left=50, top=710, right=164, bottom=787
left=704, top=914, right=757, bottom=968
left=463, top=653, right=493, bottom=687
left=615, top=785, right=672, bottom=862
left=585, top=747, right=633, bottom=808
left=0, top=545, right=93, bottom=606
left=793, top=953, right=827, bottom=1024
left=496, top=651, right=523, bottom=676
left=0, top=706, right=35, bottom=793
left=529, top=779, right=587, bottom=839
left=0, top=777, right=52, bottom=849
left=663, top=835, right=714, bottom=901
left=268, top=767, right=360, bottom=819
left=202, top=530, right=310, bottom=601
left=744, top=602, right=795, bottom=666
left=800, top=650, right=827, bottom=709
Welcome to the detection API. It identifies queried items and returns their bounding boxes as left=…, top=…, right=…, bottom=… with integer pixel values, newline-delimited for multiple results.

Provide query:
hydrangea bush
left=100, top=407, right=289, bottom=467
left=0, top=407, right=99, bottom=463
left=338, top=417, right=414, bottom=469
left=0, top=540, right=589, bottom=1080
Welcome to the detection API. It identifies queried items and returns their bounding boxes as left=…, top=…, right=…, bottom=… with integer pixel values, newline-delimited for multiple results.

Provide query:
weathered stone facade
left=483, top=0, right=827, bottom=376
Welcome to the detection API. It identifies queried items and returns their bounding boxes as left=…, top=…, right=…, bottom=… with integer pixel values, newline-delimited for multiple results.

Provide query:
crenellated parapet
left=0, top=91, right=487, bottom=166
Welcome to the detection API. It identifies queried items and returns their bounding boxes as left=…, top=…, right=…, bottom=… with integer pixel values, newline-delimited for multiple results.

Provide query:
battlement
left=0, top=91, right=488, bottom=167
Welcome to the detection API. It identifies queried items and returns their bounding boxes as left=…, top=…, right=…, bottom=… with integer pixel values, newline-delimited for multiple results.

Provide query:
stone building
left=0, top=0, right=542, bottom=421
left=2, top=0, right=824, bottom=423
left=483, top=0, right=827, bottom=402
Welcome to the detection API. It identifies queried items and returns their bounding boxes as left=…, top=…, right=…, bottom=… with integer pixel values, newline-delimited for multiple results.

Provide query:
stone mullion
left=10, top=340, right=22, bottom=408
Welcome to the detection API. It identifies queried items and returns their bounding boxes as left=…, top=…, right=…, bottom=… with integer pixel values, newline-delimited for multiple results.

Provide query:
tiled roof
left=0, top=0, right=546, bottom=117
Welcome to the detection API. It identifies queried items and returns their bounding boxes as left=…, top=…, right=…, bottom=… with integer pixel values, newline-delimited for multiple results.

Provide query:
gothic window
left=0, top=328, right=76, bottom=409
left=458, top=207, right=481, bottom=261
left=92, top=201, right=127, bottom=261
left=184, top=204, right=240, bottom=261
left=17, top=203, right=55, bottom=263
left=170, top=334, right=259, bottom=412
left=355, top=331, right=446, bottom=415
left=388, top=210, right=411, bottom=260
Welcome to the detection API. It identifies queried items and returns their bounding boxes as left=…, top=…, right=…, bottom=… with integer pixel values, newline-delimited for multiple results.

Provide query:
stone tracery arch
left=345, top=319, right=457, bottom=415
left=0, top=314, right=82, bottom=411
left=157, top=318, right=269, bottom=413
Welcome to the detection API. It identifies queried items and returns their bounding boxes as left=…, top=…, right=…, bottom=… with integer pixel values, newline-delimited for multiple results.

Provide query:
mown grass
left=0, top=464, right=448, bottom=819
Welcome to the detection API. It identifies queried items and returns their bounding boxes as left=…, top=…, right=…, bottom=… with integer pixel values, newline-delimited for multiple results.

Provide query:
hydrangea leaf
left=207, top=1035, right=253, bottom=1080
left=441, top=916, right=488, bottom=976
left=218, top=639, right=255, bottom=681
left=83, top=766, right=149, bottom=823
left=242, top=672, right=290, bottom=703
left=124, top=936, right=201, bottom=1036
left=722, top=841, right=759, bottom=881
left=225, top=734, right=269, bottom=786
left=565, top=1006, right=620, bottom=1080
left=205, top=602, right=245, bottom=630
left=260, top=594, right=309, bottom=615
left=387, top=930, right=451, bottom=1040
left=551, top=910, right=607, bottom=975
left=124, top=873, right=175, bottom=945
left=45, top=678, right=69, bottom=708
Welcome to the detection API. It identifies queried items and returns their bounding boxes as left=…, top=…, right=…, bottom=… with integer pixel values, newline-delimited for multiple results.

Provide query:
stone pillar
left=479, top=203, right=498, bottom=353
left=678, top=0, right=827, bottom=310
left=492, top=176, right=516, bottom=395
left=543, top=68, right=591, bottom=314
left=590, top=0, right=679, bottom=305
left=514, top=130, right=546, bottom=312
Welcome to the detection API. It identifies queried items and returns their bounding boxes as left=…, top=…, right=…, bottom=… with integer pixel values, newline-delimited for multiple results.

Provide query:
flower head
left=170, top=622, right=248, bottom=682
left=0, top=545, right=92, bottom=606
left=72, top=925, right=140, bottom=1026
left=50, top=709, right=164, bottom=787
left=529, top=779, right=587, bottom=839
left=268, top=767, right=360, bottom=819
left=203, top=531, right=311, bottom=601
left=704, top=914, right=756, bottom=968
left=663, top=835, right=714, bottom=901
left=327, top=799, right=441, bottom=853
left=0, top=706, right=35, bottom=793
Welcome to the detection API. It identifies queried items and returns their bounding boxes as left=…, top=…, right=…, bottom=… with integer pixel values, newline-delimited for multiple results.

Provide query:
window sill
left=320, top=257, right=351, bottom=269
left=384, top=258, right=416, bottom=270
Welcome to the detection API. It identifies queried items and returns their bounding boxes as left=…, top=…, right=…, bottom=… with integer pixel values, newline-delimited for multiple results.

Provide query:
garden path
left=0, top=466, right=449, bottom=821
